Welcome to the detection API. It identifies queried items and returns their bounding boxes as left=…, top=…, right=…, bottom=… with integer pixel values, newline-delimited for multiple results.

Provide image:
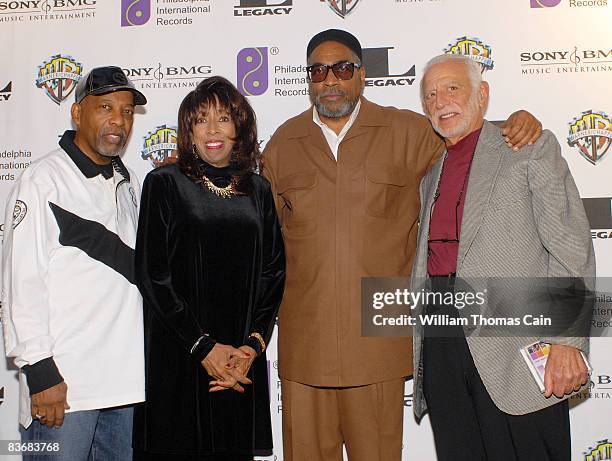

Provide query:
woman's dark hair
left=176, top=76, right=260, bottom=188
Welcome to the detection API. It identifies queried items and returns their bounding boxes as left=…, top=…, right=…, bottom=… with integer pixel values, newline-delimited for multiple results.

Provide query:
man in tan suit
left=262, top=29, right=542, bottom=461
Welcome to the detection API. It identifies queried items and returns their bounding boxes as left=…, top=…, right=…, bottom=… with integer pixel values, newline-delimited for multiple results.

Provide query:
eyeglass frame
left=306, top=60, right=362, bottom=83
left=428, top=192, right=461, bottom=245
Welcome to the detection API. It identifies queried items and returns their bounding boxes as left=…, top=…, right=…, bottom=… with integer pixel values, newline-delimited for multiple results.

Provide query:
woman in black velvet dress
left=133, top=76, right=285, bottom=461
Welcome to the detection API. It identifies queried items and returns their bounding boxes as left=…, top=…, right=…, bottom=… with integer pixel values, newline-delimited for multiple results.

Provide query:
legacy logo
left=237, top=47, right=269, bottom=96
left=122, top=63, right=212, bottom=89
left=0, top=81, right=11, bottom=102
left=444, top=37, right=494, bottom=73
left=141, top=125, right=177, bottom=167
left=234, top=0, right=292, bottom=16
left=362, top=47, right=415, bottom=87
left=321, top=0, right=361, bottom=18
left=583, top=439, right=612, bottom=461
left=121, top=0, right=150, bottom=26
left=567, top=110, right=612, bottom=165
left=582, top=197, right=612, bottom=239
left=35, top=54, right=83, bottom=105
left=530, top=0, right=561, bottom=6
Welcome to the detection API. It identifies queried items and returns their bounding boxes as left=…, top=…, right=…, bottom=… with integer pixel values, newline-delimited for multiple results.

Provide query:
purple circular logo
left=530, top=0, right=562, bottom=7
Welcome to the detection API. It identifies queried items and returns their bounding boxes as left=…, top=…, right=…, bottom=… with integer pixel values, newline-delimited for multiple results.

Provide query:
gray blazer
left=411, top=121, right=595, bottom=419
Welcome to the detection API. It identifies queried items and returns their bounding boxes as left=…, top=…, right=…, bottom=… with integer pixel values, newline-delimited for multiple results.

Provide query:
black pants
left=422, top=278, right=570, bottom=461
left=134, top=453, right=252, bottom=461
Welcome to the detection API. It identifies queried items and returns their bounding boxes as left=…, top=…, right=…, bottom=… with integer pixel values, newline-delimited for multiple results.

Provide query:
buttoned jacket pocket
left=365, top=165, right=409, bottom=218
left=277, top=171, right=318, bottom=235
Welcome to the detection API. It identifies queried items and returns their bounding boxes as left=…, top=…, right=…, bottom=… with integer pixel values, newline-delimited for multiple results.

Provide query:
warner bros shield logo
left=567, top=110, right=612, bottom=165
left=444, top=37, right=494, bottom=73
left=36, top=54, right=83, bottom=105
left=141, top=125, right=178, bottom=167
left=322, top=0, right=361, bottom=18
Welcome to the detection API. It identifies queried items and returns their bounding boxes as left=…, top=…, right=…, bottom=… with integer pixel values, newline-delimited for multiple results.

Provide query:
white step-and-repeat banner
left=1, top=0, right=611, bottom=459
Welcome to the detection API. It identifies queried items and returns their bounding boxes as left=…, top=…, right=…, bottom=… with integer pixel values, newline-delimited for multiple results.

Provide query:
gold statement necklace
left=200, top=174, right=240, bottom=199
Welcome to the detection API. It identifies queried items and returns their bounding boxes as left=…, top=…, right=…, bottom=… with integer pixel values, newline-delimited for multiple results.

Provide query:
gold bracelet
left=248, top=332, right=266, bottom=353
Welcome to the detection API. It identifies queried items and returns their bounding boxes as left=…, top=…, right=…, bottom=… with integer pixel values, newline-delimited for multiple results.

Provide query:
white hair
left=420, top=53, right=483, bottom=107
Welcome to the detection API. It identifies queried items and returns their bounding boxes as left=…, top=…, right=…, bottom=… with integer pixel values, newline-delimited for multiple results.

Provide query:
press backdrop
left=1, top=0, right=611, bottom=459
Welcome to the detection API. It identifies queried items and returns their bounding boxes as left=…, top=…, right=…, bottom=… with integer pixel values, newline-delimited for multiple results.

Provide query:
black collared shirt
left=59, top=130, right=130, bottom=181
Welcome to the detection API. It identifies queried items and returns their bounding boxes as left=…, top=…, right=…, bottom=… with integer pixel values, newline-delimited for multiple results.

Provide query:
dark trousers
left=134, top=453, right=252, bottom=461
left=422, top=278, right=571, bottom=461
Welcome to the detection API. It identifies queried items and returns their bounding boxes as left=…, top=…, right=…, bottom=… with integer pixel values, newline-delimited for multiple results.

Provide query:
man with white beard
left=411, top=54, right=594, bottom=460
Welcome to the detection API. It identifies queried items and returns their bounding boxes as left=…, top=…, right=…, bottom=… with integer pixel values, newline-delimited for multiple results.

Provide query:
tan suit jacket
left=412, top=122, right=594, bottom=417
left=263, top=97, right=444, bottom=387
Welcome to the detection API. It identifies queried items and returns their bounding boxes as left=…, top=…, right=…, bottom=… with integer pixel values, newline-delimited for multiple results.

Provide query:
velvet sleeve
left=246, top=180, right=286, bottom=353
left=135, top=171, right=215, bottom=361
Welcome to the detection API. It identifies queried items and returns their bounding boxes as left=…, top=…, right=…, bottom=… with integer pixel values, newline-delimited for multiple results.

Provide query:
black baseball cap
left=307, top=29, right=362, bottom=61
left=75, top=66, right=147, bottom=105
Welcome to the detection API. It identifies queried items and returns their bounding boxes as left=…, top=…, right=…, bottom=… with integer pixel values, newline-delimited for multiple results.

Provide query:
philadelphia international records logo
left=530, top=0, right=562, bottom=7
left=237, top=47, right=270, bottom=96
left=121, top=0, right=151, bottom=26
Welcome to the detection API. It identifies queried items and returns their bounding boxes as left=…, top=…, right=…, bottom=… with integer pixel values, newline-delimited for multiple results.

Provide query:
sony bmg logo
left=234, top=0, right=292, bottom=17
left=123, top=64, right=212, bottom=82
left=521, top=48, right=612, bottom=65
left=0, top=0, right=96, bottom=12
left=362, top=47, right=415, bottom=87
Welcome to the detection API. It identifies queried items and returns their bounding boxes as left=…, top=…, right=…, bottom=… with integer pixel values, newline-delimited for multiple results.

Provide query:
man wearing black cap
left=2, top=66, right=146, bottom=460
left=263, top=29, right=543, bottom=461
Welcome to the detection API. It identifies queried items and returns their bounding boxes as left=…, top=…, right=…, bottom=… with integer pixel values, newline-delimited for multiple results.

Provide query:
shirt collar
left=446, top=127, right=483, bottom=155
left=59, top=130, right=128, bottom=180
left=312, top=99, right=362, bottom=137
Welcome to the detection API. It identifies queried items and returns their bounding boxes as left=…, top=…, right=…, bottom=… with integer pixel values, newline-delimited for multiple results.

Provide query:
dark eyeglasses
left=306, top=61, right=362, bottom=83
left=428, top=191, right=461, bottom=245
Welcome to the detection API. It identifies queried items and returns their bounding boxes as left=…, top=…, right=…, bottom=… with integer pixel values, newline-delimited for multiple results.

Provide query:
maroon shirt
left=427, top=128, right=482, bottom=276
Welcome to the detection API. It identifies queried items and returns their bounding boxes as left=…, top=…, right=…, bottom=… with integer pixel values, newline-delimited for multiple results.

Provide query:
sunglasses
left=306, top=61, right=362, bottom=83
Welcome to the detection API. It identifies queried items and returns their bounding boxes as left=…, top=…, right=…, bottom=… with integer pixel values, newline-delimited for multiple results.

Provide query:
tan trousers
left=281, top=378, right=405, bottom=461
